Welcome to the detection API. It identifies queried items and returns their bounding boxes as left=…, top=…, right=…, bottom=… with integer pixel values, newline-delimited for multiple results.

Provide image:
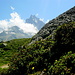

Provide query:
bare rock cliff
left=32, top=6, right=75, bottom=41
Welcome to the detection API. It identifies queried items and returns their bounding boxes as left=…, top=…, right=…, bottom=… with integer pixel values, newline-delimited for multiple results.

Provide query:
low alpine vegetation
left=1, top=22, right=75, bottom=75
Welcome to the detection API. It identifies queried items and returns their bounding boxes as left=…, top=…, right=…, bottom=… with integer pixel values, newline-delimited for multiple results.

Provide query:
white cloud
left=10, top=6, right=15, bottom=10
left=0, top=20, right=8, bottom=30
left=39, top=18, right=44, bottom=22
left=0, top=12, right=38, bottom=35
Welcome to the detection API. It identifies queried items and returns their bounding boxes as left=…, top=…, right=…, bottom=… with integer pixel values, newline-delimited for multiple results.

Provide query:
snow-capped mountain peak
left=26, top=15, right=45, bottom=30
left=0, top=15, right=45, bottom=41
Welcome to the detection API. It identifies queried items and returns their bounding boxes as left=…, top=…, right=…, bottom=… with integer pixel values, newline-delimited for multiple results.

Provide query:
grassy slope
left=0, top=38, right=31, bottom=67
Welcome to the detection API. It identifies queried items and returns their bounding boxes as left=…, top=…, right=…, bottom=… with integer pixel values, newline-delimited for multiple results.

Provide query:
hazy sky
left=0, top=0, right=75, bottom=35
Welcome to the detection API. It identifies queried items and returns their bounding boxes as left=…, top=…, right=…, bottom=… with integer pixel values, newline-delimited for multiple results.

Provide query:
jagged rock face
left=26, top=15, right=45, bottom=30
left=32, top=6, right=75, bottom=41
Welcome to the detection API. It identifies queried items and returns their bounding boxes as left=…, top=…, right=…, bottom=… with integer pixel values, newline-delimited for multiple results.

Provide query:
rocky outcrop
left=32, top=6, right=75, bottom=41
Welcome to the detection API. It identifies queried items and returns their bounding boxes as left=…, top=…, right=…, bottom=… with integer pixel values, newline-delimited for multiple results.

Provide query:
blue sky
left=0, top=0, right=75, bottom=35
left=0, top=0, right=75, bottom=22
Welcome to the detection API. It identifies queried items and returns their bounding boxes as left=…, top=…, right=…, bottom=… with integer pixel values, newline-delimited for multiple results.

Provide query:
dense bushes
left=8, top=39, right=54, bottom=75
left=0, top=43, right=5, bottom=48
left=48, top=51, right=75, bottom=75
left=0, top=38, right=31, bottom=75
left=1, top=22, right=75, bottom=75
left=0, top=68, right=9, bottom=75
left=50, top=22, right=75, bottom=62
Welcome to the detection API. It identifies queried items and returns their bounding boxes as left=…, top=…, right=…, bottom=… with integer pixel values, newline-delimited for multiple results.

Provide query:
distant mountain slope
left=0, top=15, right=45, bottom=41
left=0, top=26, right=31, bottom=41
left=32, top=6, right=75, bottom=41
left=26, top=15, right=45, bottom=30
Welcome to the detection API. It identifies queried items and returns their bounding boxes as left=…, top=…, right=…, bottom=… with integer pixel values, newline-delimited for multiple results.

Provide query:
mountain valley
left=0, top=6, right=75, bottom=75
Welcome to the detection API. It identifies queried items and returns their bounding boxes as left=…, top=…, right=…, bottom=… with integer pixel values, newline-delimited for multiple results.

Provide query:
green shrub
left=0, top=68, right=9, bottom=75
left=2, top=22, right=75, bottom=75
left=0, top=43, right=5, bottom=48
left=0, top=38, right=31, bottom=75
left=50, top=22, right=75, bottom=63
left=48, top=51, right=75, bottom=75
left=8, top=39, right=54, bottom=75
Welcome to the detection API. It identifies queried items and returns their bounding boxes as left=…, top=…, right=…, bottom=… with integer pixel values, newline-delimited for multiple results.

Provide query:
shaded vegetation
left=8, top=39, right=53, bottom=75
left=48, top=51, right=75, bottom=75
left=1, top=22, right=75, bottom=75
left=50, top=22, right=75, bottom=63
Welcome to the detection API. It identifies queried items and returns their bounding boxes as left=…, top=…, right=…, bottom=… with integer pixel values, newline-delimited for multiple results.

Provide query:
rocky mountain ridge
left=32, top=6, right=75, bottom=41
left=26, top=15, right=45, bottom=30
